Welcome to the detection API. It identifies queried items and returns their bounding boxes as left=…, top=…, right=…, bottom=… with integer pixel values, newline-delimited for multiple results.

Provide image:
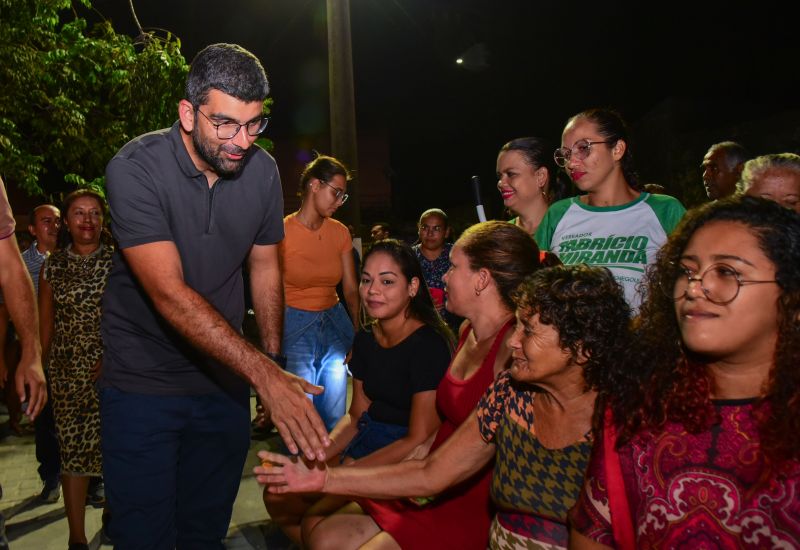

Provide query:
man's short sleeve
left=106, top=157, right=174, bottom=249
left=0, top=178, right=16, bottom=240
left=251, top=158, right=284, bottom=246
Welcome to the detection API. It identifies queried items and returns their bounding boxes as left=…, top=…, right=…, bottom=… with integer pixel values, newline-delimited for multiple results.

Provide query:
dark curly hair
left=361, top=239, right=455, bottom=349
left=512, top=265, right=631, bottom=400
left=457, top=221, right=542, bottom=311
left=611, top=196, right=800, bottom=463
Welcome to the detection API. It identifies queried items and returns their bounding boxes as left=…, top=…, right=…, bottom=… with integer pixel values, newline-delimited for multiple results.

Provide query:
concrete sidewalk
left=0, top=397, right=298, bottom=550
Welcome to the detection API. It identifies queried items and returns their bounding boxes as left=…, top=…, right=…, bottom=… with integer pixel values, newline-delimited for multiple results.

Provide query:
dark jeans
left=34, top=398, right=61, bottom=486
left=100, top=387, right=250, bottom=550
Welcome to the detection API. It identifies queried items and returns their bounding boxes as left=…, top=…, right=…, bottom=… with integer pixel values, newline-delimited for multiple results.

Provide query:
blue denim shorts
left=341, top=412, right=408, bottom=462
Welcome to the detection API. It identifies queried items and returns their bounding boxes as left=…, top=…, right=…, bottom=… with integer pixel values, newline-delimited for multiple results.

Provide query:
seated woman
left=280, top=221, right=542, bottom=549
left=570, top=196, right=800, bottom=548
left=264, top=239, right=453, bottom=544
left=257, top=264, right=632, bottom=549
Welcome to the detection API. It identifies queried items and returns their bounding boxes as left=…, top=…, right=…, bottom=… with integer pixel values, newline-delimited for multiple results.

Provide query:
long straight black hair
left=361, top=239, right=455, bottom=349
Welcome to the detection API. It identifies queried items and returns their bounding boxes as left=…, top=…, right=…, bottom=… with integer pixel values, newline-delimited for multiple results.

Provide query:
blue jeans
left=283, top=303, right=354, bottom=431
left=100, top=387, right=250, bottom=550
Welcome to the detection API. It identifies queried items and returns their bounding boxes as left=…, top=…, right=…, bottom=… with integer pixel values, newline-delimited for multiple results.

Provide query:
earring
left=475, top=289, right=481, bottom=296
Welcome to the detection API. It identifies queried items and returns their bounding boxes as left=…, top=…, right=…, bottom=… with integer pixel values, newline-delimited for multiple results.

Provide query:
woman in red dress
left=262, top=221, right=542, bottom=549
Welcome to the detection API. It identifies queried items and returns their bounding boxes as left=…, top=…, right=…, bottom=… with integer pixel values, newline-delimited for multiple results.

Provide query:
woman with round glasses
left=280, top=155, right=359, bottom=431
left=570, top=196, right=800, bottom=549
left=535, top=108, right=685, bottom=310
left=496, top=137, right=571, bottom=236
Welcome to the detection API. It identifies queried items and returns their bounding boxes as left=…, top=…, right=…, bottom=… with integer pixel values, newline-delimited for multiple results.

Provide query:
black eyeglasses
left=321, top=180, right=349, bottom=204
left=554, top=139, right=615, bottom=167
left=671, top=263, right=777, bottom=305
left=195, top=108, right=269, bottom=140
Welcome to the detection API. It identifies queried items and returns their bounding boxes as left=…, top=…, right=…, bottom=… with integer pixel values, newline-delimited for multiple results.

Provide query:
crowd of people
left=0, top=40, right=798, bottom=550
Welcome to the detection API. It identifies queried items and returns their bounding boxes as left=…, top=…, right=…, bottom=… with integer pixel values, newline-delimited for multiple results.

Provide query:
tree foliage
left=0, top=0, right=189, bottom=197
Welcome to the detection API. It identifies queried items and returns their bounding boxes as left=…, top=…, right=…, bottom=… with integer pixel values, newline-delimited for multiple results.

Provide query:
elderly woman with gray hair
left=737, top=152, right=800, bottom=213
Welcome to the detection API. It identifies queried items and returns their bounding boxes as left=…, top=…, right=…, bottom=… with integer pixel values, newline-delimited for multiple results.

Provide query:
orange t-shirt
left=280, top=213, right=352, bottom=311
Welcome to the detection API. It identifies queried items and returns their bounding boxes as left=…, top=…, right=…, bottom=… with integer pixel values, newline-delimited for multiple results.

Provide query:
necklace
left=295, top=212, right=324, bottom=239
left=67, top=243, right=104, bottom=273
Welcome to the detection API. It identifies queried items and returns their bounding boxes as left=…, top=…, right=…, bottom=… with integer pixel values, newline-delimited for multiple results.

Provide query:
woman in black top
left=264, top=239, right=453, bottom=544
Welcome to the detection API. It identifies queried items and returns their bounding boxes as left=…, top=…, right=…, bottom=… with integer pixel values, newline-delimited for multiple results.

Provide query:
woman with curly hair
left=257, top=264, right=632, bottom=549
left=570, top=196, right=800, bottom=549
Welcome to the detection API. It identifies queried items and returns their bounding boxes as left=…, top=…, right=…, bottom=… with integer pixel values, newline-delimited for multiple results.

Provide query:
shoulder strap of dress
left=483, top=319, right=514, bottom=367
left=453, top=322, right=472, bottom=355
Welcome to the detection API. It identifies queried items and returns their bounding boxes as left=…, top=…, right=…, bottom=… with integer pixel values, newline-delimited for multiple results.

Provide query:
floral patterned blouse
left=570, top=399, right=800, bottom=549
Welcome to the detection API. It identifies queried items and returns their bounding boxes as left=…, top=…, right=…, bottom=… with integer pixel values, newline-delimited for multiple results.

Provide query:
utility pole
left=326, top=0, right=360, bottom=229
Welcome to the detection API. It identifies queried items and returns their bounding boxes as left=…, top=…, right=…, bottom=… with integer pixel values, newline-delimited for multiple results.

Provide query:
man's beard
left=192, top=131, right=248, bottom=179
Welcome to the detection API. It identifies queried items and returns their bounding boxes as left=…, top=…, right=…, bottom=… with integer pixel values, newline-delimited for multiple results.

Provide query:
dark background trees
left=0, top=0, right=188, bottom=199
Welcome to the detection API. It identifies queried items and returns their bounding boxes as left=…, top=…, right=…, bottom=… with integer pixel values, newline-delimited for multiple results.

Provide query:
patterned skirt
left=489, top=516, right=565, bottom=550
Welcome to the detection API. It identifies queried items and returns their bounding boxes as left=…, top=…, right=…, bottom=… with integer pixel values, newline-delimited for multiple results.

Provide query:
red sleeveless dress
left=359, top=321, right=513, bottom=549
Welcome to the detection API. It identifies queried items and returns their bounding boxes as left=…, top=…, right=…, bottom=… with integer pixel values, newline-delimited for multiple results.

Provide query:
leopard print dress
left=44, top=243, right=113, bottom=476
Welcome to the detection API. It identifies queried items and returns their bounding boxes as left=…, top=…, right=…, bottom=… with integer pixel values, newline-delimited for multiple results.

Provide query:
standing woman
left=496, top=136, right=570, bottom=237
left=281, top=155, right=359, bottom=431
left=536, top=109, right=685, bottom=309
left=39, top=189, right=114, bottom=549
left=412, top=208, right=461, bottom=332
left=570, top=197, right=800, bottom=548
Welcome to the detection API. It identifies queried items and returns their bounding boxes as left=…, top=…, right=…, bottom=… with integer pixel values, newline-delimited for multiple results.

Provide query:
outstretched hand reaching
left=254, top=450, right=329, bottom=494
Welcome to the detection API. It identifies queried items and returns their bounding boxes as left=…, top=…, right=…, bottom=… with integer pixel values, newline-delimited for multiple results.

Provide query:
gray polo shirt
left=101, top=122, right=284, bottom=399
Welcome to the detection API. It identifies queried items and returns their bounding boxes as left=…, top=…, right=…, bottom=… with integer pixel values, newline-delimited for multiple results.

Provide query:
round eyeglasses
left=554, top=139, right=614, bottom=167
left=195, top=108, right=269, bottom=140
left=671, top=263, right=777, bottom=305
left=321, top=179, right=349, bottom=204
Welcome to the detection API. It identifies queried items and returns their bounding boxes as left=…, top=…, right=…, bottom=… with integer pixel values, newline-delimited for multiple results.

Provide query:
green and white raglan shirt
left=535, top=193, right=686, bottom=311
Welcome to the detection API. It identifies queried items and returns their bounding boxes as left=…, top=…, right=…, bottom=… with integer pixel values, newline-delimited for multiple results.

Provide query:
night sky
left=91, top=0, right=799, bottom=223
